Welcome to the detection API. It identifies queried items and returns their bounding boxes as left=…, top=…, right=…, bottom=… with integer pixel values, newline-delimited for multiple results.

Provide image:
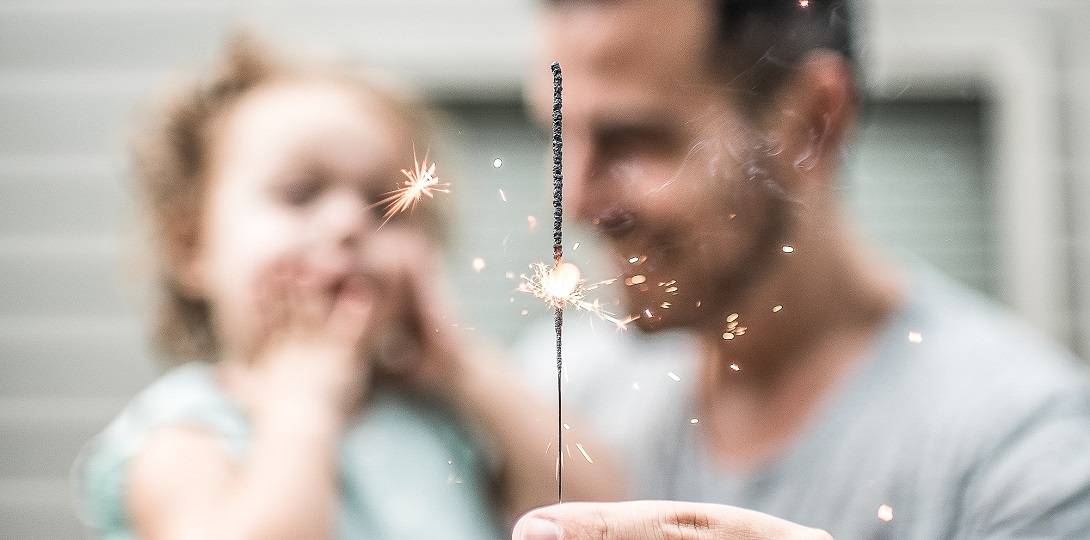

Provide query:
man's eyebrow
left=589, top=110, right=678, bottom=138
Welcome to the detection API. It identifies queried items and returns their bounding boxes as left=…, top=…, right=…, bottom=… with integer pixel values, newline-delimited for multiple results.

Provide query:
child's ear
left=764, top=50, right=858, bottom=182
left=167, top=218, right=206, bottom=299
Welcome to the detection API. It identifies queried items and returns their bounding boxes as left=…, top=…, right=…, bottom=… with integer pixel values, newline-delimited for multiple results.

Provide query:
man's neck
left=691, top=224, right=903, bottom=469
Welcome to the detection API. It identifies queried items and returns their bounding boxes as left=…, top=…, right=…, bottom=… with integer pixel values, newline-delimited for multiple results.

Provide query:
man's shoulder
left=880, top=267, right=1090, bottom=440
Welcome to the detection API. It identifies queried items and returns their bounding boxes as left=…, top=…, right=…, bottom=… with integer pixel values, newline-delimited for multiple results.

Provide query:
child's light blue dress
left=73, top=362, right=501, bottom=539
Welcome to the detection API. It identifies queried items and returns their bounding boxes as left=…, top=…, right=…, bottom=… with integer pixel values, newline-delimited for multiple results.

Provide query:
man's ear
left=765, top=50, right=858, bottom=179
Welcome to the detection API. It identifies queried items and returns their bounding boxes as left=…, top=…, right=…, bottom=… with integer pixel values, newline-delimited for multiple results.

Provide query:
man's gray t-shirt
left=517, top=268, right=1090, bottom=538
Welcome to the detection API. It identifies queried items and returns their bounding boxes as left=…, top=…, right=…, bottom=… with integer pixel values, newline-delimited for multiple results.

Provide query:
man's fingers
left=512, top=501, right=833, bottom=540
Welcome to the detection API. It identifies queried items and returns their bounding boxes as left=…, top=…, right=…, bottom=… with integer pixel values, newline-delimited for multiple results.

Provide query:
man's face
left=539, top=0, right=793, bottom=332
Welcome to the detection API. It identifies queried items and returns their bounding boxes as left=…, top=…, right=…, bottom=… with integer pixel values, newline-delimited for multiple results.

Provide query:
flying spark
left=375, top=148, right=449, bottom=224
left=575, top=443, right=594, bottom=463
left=517, top=261, right=630, bottom=328
left=878, top=504, right=894, bottom=522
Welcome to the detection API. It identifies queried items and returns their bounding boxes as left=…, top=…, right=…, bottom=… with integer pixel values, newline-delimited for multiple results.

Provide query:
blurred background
left=1, top=0, right=1088, bottom=537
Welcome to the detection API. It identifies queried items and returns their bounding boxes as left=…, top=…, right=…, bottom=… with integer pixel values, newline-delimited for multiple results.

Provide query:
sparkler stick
left=550, top=61, right=564, bottom=503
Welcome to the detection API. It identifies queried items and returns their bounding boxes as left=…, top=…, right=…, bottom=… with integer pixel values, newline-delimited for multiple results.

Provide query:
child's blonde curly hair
left=132, top=32, right=438, bottom=362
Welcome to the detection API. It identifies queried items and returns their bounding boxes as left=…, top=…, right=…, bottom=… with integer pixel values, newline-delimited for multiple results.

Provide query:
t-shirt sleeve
left=957, top=396, right=1090, bottom=538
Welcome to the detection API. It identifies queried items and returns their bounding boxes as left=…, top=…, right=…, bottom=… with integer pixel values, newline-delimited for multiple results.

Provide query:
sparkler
left=520, top=62, right=641, bottom=502
left=517, top=261, right=634, bottom=329
left=550, top=61, right=565, bottom=503
left=374, top=147, right=449, bottom=225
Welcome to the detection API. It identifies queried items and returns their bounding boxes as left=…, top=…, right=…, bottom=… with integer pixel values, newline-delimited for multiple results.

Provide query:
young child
left=73, top=34, right=621, bottom=540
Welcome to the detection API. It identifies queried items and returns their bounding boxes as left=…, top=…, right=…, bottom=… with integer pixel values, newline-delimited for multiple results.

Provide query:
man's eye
left=600, top=129, right=676, bottom=160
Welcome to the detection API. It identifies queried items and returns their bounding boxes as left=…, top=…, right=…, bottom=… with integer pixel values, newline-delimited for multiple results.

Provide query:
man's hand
left=512, top=501, right=833, bottom=540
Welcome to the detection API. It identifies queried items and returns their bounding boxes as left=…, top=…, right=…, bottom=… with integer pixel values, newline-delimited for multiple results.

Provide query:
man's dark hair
left=712, top=0, right=855, bottom=109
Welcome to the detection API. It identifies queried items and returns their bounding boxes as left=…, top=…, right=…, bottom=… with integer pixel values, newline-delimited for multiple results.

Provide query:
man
left=512, top=0, right=1090, bottom=538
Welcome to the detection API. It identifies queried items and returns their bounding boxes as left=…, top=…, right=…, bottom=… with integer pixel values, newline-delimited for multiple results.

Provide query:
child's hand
left=360, top=229, right=471, bottom=400
left=239, top=257, right=375, bottom=424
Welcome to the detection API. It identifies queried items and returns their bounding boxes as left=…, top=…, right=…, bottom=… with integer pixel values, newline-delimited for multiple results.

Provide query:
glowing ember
left=908, top=331, right=923, bottom=344
left=689, top=418, right=699, bottom=424
left=375, top=148, right=449, bottom=224
left=667, top=372, right=681, bottom=382
left=878, top=504, right=894, bottom=522
left=773, top=305, right=783, bottom=312
left=625, top=274, right=647, bottom=286
left=723, top=314, right=747, bottom=339
left=729, top=363, right=741, bottom=371
left=472, top=257, right=486, bottom=272
left=628, top=256, right=640, bottom=263
left=575, top=443, right=594, bottom=463
left=517, top=261, right=628, bottom=328
left=782, top=245, right=794, bottom=253
left=799, top=0, right=810, bottom=7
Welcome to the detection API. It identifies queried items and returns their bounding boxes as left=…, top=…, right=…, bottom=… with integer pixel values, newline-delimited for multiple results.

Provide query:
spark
left=782, top=245, right=794, bottom=253
left=528, top=215, right=538, bottom=230
left=878, top=504, right=894, bottom=522
left=472, top=257, right=486, bottom=272
left=908, top=331, right=923, bottom=344
left=625, top=274, right=647, bottom=286
left=667, top=371, right=681, bottom=382
left=729, top=363, right=741, bottom=371
left=723, top=313, right=747, bottom=340
left=799, top=0, right=810, bottom=7
left=493, top=158, right=503, bottom=168
left=374, top=148, right=449, bottom=224
left=499, top=188, right=507, bottom=202
left=575, top=443, right=594, bottom=463
left=632, top=382, right=640, bottom=390
left=517, top=261, right=629, bottom=328
left=572, top=242, right=580, bottom=251
left=773, top=305, right=783, bottom=312
left=690, top=418, right=699, bottom=424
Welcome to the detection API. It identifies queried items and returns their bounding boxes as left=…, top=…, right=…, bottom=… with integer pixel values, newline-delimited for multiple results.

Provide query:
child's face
left=185, top=79, right=409, bottom=358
